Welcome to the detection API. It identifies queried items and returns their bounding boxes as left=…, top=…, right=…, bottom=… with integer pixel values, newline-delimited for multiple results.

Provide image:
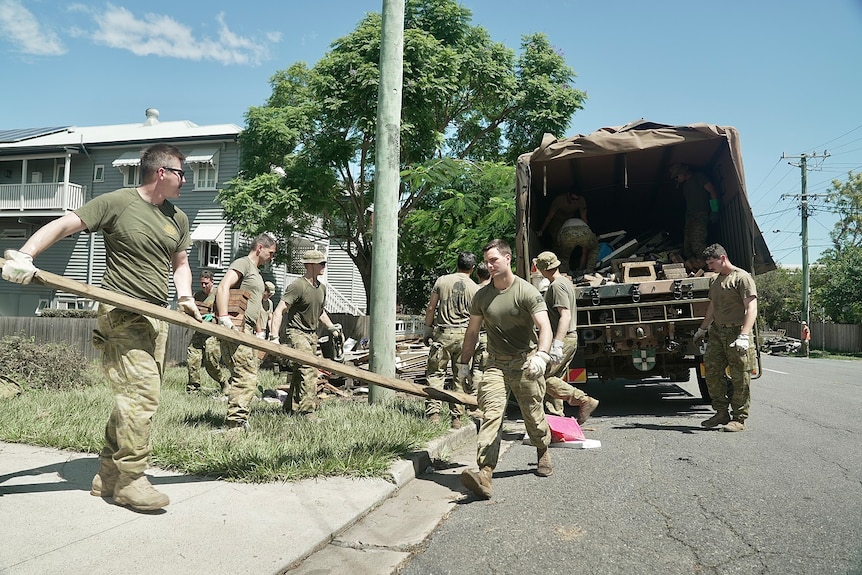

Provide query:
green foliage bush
left=0, top=335, right=99, bottom=391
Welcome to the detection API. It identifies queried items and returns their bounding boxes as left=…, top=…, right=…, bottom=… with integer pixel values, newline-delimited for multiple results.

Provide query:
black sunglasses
left=162, top=166, right=185, bottom=179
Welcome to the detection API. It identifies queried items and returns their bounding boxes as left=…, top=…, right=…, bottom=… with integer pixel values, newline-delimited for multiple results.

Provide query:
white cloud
left=89, top=4, right=273, bottom=66
left=0, top=0, right=65, bottom=56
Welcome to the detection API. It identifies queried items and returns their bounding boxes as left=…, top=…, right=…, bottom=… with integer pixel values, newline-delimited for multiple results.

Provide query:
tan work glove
left=2, top=249, right=37, bottom=285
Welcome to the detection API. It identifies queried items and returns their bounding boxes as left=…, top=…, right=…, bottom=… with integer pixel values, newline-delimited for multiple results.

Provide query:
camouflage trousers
left=187, top=333, right=228, bottom=393
left=220, top=324, right=260, bottom=426
left=425, top=327, right=476, bottom=418
left=94, top=303, right=168, bottom=476
left=471, top=332, right=488, bottom=389
left=684, top=212, right=709, bottom=259
left=704, top=324, right=755, bottom=421
left=285, top=328, right=320, bottom=415
left=543, top=333, right=587, bottom=416
left=557, top=224, right=599, bottom=274
left=476, top=353, right=550, bottom=470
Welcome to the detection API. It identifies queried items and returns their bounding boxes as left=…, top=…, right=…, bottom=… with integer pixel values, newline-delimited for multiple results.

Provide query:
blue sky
left=2, top=0, right=861, bottom=266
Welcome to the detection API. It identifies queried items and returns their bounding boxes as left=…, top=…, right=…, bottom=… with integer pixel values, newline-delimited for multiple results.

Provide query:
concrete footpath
left=0, top=423, right=490, bottom=575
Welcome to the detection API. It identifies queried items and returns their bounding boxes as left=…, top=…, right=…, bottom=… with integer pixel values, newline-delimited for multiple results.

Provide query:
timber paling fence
left=0, top=313, right=375, bottom=367
left=775, top=321, right=862, bottom=354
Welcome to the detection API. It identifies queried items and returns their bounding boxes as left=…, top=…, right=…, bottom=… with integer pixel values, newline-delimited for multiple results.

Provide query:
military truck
left=515, top=120, right=775, bottom=400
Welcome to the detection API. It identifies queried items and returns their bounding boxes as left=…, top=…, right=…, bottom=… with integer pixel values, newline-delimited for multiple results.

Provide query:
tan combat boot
left=461, top=466, right=493, bottom=499
left=573, top=396, right=600, bottom=424
left=536, top=448, right=553, bottom=477
left=90, top=457, right=119, bottom=498
left=113, top=474, right=170, bottom=511
left=701, top=410, right=731, bottom=428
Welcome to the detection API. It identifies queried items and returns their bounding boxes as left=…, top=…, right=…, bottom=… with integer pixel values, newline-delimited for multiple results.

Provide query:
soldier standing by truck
left=533, top=251, right=600, bottom=423
left=693, top=244, right=758, bottom=432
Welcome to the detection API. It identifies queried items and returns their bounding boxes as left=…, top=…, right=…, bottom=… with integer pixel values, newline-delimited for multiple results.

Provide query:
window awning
left=185, top=148, right=219, bottom=165
left=111, top=151, right=141, bottom=167
left=190, top=223, right=226, bottom=243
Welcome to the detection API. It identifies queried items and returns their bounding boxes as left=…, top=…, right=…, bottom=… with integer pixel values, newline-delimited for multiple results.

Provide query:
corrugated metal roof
left=0, top=127, right=69, bottom=143
left=0, top=120, right=241, bottom=151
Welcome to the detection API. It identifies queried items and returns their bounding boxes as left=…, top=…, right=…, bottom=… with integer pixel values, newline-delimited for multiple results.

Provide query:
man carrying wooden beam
left=2, top=143, right=202, bottom=512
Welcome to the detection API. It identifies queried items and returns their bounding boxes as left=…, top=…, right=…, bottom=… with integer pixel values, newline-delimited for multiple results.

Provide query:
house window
left=190, top=223, right=226, bottom=269
left=122, top=166, right=141, bottom=187
left=93, top=165, right=105, bottom=182
left=185, top=148, right=220, bottom=191
left=203, top=242, right=222, bottom=267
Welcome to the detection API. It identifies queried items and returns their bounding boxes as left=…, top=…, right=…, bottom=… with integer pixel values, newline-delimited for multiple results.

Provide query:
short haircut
left=252, top=233, right=277, bottom=249
left=476, top=262, right=490, bottom=281
left=140, top=144, right=184, bottom=183
left=200, top=270, right=214, bottom=280
left=482, top=238, right=511, bottom=257
left=702, top=243, right=727, bottom=260
left=457, top=252, right=476, bottom=271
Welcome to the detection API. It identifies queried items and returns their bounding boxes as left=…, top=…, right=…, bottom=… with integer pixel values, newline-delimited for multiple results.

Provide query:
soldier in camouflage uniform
left=186, top=270, right=228, bottom=394
left=671, top=163, right=720, bottom=271
left=2, top=144, right=202, bottom=512
left=271, top=249, right=341, bottom=419
left=215, top=234, right=278, bottom=430
left=694, top=244, right=758, bottom=432
left=533, top=251, right=600, bottom=423
left=458, top=240, right=555, bottom=499
left=423, top=252, right=479, bottom=428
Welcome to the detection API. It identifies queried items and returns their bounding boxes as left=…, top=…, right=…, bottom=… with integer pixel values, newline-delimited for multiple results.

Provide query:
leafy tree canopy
left=218, top=0, right=586, bottom=308
left=814, top=245, right=862, bottom=324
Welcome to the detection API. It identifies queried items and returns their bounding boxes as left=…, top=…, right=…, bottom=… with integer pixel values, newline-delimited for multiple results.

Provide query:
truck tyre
left=695, top=367, right=711, bottom=403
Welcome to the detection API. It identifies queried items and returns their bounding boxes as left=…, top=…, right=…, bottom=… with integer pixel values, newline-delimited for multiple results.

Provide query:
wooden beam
left=1, top=258, right=476, bottom=408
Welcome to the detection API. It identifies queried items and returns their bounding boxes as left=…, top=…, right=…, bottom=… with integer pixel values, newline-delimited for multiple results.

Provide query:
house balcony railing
left=0, top=182, right=86, bottom=214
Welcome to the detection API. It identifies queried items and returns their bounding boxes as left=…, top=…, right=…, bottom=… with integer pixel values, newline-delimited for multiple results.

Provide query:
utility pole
left=368, top=0, right=404, bottom=404
left=782, top=151, right=829, bottom=326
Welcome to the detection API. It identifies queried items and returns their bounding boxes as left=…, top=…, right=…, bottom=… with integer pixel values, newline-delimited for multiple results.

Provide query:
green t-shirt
left=470, top=276, right=547, bottom=356
left=194, top=288, right=217, bottom=308
left=75, top=188, right=190, bottom=305
left=709, top=268, right=757, bottom=326
left=545, top=276, right=577, bottom=334
left=227, top=256, right=265, bottom=329
left=282, top=277, right=326, bottom=332
left=432, top=272, right=479, bottom=327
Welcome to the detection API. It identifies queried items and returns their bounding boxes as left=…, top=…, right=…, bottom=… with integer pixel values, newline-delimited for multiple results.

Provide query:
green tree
left=814, top=245, right=862, bottom=324
left=397, top=160, right=516, bottom=312
left=218, top=0, right=586, bottom=307
left=754, top=266, right=802, bottom=327
left=826, top=171, right=862, bottom=254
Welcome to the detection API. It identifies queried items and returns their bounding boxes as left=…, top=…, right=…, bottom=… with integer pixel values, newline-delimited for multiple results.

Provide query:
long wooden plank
left=1, top=258, right=477, bottom=408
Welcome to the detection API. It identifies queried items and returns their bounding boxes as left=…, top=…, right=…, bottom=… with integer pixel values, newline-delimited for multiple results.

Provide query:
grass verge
left=0, top=366, right=455, bottom=483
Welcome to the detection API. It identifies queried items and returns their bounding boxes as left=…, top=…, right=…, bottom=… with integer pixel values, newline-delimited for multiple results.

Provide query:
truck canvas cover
left=515, top=120, right=775, bottom=278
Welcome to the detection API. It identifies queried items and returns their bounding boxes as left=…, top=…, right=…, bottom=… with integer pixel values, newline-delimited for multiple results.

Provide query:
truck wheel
left=695, top=368, right=711, bottom=403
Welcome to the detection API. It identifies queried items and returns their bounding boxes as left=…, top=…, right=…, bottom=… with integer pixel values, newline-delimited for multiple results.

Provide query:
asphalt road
left=399, top=355, right=862, bottom=575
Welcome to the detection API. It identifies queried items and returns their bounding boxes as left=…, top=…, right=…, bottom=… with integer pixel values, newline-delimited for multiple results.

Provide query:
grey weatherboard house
left=0, top=109, right=367, bottom=318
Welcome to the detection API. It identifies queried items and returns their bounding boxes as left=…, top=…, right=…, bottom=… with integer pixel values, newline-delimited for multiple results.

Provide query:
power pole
left=782, top=151, right=829, bottom=325
left=368, top=0, right=404, bottom=404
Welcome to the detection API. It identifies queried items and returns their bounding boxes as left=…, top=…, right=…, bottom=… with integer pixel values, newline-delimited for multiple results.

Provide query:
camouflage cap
left=300, top=249, right=326, bottom=264
left=534, top=251, right=561, bottom=271
left=264, top=281, right=276, bottom=293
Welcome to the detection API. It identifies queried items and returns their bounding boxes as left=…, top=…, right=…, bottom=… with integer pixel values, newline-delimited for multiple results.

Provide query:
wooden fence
left=0, top=313, right=372, bottom=366
left=775, top=321, right=862, bottom=354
